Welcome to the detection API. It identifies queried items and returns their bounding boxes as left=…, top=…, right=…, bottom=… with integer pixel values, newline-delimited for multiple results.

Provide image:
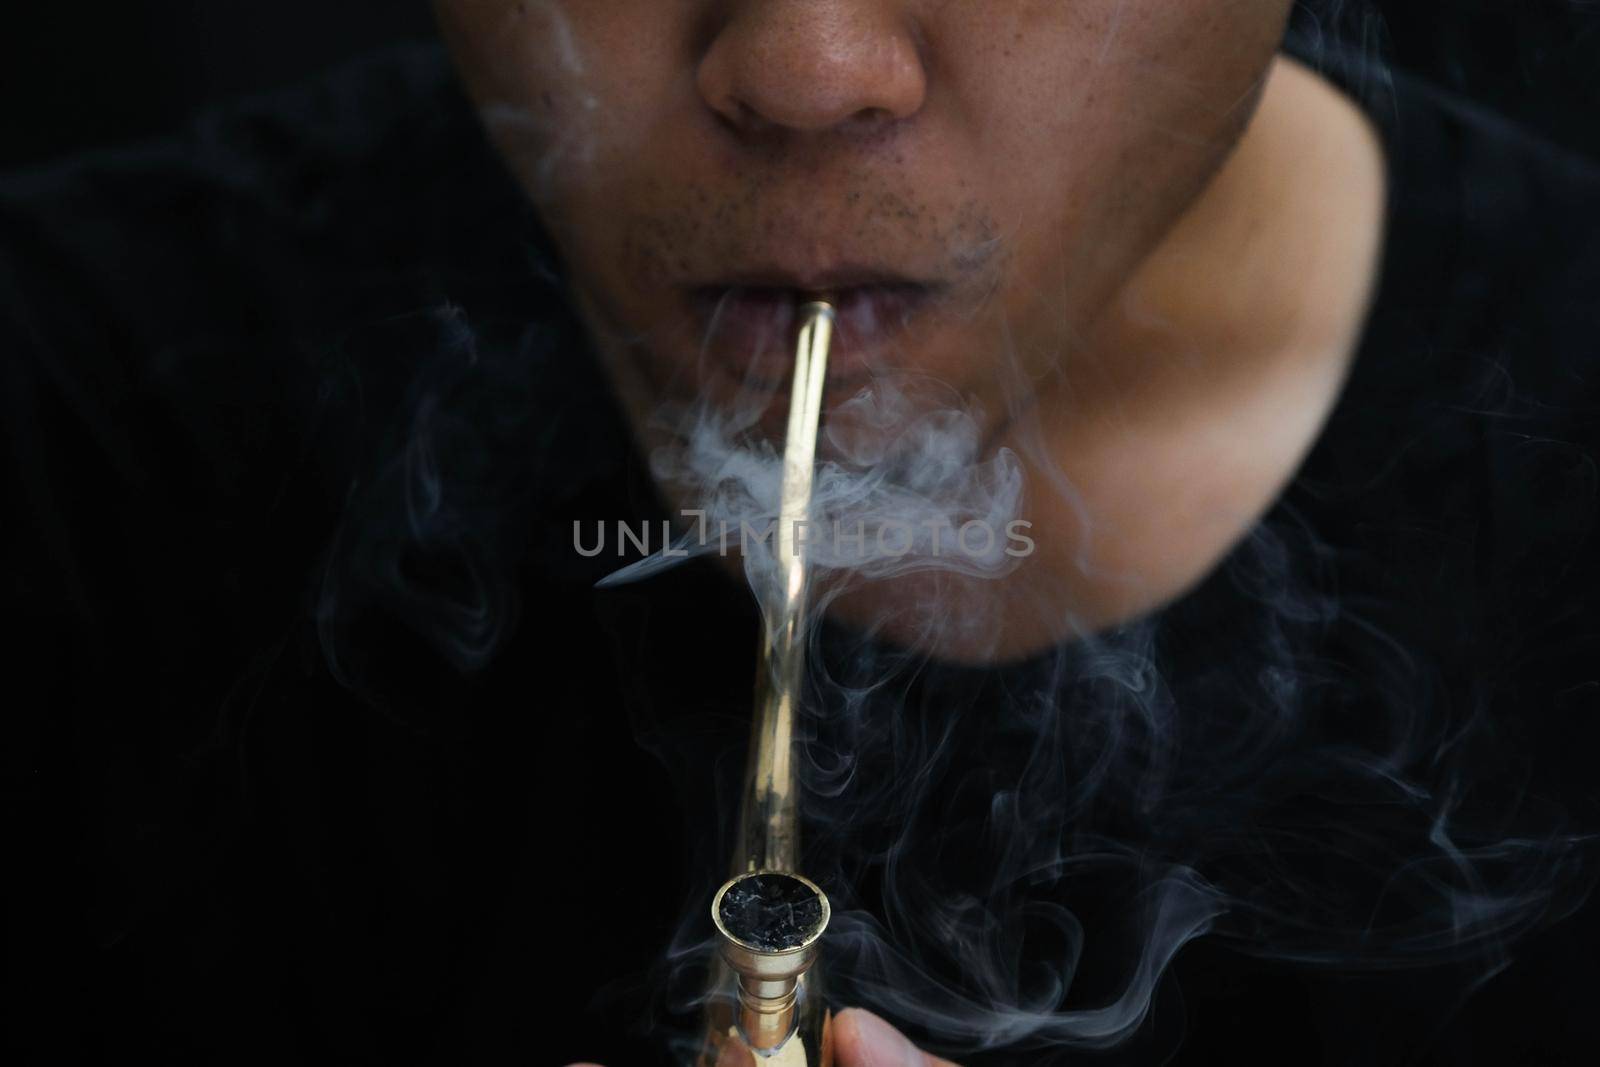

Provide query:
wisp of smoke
left=597, top=373, right=1027, bottom=597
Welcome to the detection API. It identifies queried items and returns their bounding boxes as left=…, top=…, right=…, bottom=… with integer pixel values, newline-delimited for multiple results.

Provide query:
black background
left=2, top=1, right=1599, bottom=171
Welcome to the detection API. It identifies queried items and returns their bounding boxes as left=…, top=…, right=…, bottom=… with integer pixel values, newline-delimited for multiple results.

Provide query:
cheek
left=950, top=3, right=1283, bottom=323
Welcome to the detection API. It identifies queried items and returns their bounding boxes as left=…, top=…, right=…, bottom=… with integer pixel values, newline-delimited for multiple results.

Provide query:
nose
left=697, top=0, right=928, bottom=136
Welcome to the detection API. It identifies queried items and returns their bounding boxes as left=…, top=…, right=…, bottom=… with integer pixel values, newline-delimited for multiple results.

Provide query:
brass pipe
left=739, top=296, right=834, bottom=875
left=699, top=297, right=837, bottom=1066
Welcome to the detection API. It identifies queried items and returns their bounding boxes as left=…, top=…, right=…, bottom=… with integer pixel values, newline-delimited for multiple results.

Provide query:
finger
left=832, top=1008, right=963, bottom=1067
left=716, top=1037, right=758, bottom=1067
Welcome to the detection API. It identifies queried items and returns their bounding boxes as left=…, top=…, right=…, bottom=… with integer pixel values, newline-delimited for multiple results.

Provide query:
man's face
left=435, top=1, right=1292, bottom=442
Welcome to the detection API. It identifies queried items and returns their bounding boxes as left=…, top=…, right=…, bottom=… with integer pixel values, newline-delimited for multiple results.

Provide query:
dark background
left=2, top=1, right=1599, bottom=172
left=3, top=3, right=1598, bottom=1066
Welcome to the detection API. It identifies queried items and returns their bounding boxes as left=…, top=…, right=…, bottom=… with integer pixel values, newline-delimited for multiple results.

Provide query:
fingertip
left=833, top=1008, right=964, bottom=1067
left=715, top=1037, right=758, bottom=1067
left=833, top=1007, right=918, bottom=1066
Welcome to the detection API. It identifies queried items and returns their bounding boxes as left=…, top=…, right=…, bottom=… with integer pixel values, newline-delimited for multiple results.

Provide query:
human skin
left=431, top=0, right=1385, bottom=661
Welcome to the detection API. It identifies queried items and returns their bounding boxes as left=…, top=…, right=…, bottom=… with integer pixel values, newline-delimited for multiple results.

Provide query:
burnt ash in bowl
left=719, top=873, right=825, bottom=952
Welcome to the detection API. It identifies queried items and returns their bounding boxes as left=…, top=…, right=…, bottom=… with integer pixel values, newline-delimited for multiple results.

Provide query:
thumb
left=833, top=1008, right=962, bottom=1067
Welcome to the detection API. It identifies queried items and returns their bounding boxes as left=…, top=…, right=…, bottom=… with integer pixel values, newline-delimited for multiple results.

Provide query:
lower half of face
left=436, top=0, right=1292, bottom=452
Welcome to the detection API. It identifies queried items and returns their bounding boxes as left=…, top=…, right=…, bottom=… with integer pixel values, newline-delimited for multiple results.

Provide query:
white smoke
left=597, top=372, right=1029, bottom=591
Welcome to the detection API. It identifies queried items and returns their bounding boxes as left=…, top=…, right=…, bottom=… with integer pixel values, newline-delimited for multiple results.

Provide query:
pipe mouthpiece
left=797, top=292, right=838, bottom=318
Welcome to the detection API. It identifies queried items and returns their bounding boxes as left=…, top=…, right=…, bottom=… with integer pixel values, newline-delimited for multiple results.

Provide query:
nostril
left=733, top=100, right=775, bottom=135
left=849, top=105, right=896, bottom=130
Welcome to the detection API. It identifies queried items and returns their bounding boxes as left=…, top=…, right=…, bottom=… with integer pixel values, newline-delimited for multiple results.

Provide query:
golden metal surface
left=698, top=297, right=837, bottom=1067
left=739, top=298, right=835, bottom=876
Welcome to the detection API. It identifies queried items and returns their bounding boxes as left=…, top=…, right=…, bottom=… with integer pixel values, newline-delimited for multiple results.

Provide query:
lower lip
left=687, top=284, right=935, bottom=389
